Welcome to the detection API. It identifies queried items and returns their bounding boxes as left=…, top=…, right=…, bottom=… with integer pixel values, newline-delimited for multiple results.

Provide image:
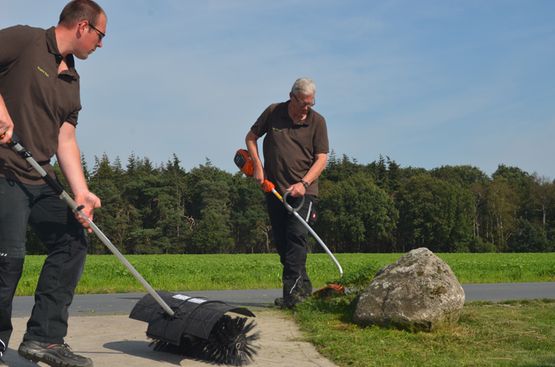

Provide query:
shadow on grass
left=298, top=293, right=357, bottom=324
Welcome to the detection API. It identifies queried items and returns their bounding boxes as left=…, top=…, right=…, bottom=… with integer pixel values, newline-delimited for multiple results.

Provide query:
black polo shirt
left=0, top=25, right=81, bottom=184
left=250, top=101, right=329, bottom=196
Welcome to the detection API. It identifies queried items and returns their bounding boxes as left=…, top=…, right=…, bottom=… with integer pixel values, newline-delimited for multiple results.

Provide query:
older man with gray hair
left=245, top=78, right=329, bottom=308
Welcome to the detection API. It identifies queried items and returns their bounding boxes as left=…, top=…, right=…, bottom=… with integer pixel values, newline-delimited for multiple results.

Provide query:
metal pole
left=6, top=136, right=175, bottom=317
left=274, top=189, right=343, bottom=277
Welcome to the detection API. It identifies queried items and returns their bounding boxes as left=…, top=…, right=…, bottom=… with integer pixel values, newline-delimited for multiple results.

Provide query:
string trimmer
left=2, top=133, right=258, bottom=365
left=234, top=149, right=344, bottom=280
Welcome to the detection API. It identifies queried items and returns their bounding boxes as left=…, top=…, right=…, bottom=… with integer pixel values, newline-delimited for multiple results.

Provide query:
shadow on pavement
left=2, top=348, right=39, bottom=367
left=103, top=340, right=183, bottom=365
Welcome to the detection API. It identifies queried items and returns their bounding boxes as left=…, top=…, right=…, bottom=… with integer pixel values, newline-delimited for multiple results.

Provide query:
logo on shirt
left=36, top=66, right=50, bottom=78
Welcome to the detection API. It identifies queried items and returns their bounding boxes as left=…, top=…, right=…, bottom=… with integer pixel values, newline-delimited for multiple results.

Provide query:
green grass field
left=16, top=252, right=555, bottom=296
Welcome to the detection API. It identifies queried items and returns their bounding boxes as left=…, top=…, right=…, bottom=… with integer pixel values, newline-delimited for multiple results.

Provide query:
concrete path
left=2, top=308, right=337, bottom=367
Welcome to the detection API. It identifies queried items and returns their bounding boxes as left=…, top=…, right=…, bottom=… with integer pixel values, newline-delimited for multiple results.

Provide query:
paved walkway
left=2, top=308, right=338, bottom=367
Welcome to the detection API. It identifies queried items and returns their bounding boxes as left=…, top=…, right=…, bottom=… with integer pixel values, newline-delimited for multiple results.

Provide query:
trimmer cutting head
left=130, top=292, right=259, bottom=366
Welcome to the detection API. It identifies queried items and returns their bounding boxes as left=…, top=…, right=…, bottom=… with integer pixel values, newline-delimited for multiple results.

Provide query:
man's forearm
left=302, top=153, right=328, bottom=185
left=56, top=124, right=89, bottom=195
left=245, top=131, right=263, bottom=169
left=245, top=130, right=266, bottom=185
left=57, top=145, right=88, bottom=195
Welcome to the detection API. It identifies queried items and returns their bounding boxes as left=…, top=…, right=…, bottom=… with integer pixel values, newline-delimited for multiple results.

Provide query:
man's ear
left=75, top=20, right=88, bottom=38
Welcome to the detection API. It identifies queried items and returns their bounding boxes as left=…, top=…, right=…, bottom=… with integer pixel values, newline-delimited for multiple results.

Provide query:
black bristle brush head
left=151, top=315, right=259, bottom=366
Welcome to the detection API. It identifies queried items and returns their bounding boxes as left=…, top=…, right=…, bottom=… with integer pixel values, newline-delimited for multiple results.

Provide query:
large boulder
left=353, top=247, right=465, bottom=331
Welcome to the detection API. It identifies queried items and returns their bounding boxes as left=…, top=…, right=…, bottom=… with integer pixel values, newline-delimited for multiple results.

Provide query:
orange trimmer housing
left=234, top=149, right=275, bottom=193
left=234, top=149, right=254, bottom=177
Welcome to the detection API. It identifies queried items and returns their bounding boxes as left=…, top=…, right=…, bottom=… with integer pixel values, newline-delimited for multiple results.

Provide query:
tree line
left=27, top=152, right=555, bottom=254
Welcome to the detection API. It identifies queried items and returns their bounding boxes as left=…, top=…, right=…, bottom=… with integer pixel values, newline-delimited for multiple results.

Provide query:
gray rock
left=353, top=247, right=465, bottom=331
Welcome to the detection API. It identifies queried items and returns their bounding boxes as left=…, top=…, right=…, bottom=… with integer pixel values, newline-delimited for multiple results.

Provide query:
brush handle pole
left=74, top=213, right=175, bottom=317
left=6, top=135, right=176, bottom=317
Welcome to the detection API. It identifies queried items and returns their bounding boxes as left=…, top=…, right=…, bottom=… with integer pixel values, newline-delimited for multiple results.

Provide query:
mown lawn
left=16, top=252, right=555, bottom=295
left=294, top=296, right=555, bottom=367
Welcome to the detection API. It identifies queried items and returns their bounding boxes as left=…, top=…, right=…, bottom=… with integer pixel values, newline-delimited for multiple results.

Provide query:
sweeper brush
left=2, top=134, right=259, bottom=365
left=130, top=292, right=259, bottom=365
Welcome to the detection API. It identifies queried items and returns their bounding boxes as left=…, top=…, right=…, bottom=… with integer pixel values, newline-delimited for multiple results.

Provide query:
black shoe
left=0, top=338, right=6, bottom=366
left=274, top=294, right=306, bottom=309
left=274, top=297, right=286, bottom=308
left=274, top=297, right=296, bottom=309
left=18, top=340, right=93, bottom=367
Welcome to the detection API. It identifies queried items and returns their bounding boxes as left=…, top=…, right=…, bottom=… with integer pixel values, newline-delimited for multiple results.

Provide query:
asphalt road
left=12, top=282, right=555, bottom=317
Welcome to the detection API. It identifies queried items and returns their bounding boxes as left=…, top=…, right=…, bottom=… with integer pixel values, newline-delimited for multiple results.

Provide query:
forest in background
left=27, top=152, right=555, bottom=254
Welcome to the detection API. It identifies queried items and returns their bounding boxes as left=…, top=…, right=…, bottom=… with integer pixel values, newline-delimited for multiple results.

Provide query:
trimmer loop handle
left=282, top=191, right=305, bottom=213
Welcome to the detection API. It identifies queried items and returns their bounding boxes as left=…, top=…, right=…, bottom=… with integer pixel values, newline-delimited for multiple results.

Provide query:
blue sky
left=2, top=1, right=554, bottom=179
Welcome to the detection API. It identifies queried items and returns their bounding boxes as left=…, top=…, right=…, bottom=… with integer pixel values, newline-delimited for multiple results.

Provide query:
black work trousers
left=0, top=176, right=88, bottom=348
left=266, top=193, right=315, bottom=302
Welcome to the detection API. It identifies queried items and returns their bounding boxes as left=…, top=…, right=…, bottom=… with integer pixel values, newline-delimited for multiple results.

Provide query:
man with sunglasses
left=245, top=78, right=329, bottom=309
left=0, top=1, right=106, bottom=366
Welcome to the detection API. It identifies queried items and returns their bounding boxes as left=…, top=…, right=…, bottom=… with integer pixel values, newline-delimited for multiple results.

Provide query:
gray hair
left=290, top=78, right=316, bottom=96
